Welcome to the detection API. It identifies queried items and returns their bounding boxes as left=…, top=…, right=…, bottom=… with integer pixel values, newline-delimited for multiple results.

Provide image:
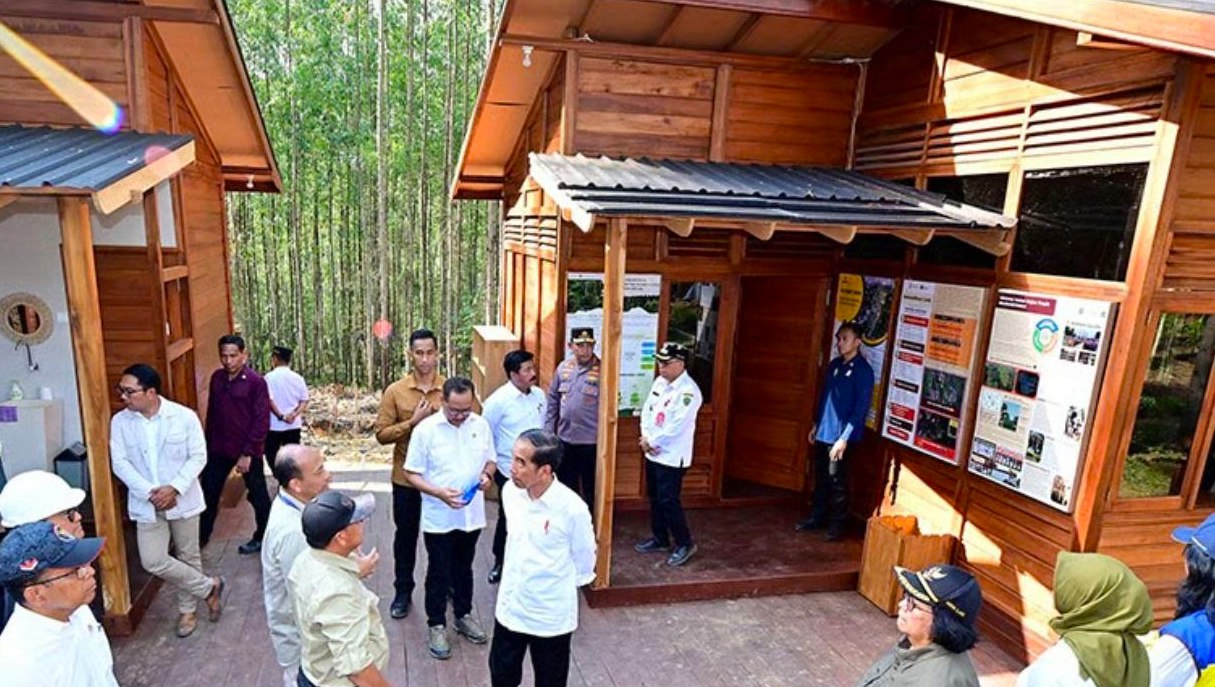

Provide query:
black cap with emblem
left=655, top=342, right=691, bottom=363
left=570, top=328, right=595, bottom=345
left=894, top=563, right=982, bottom=627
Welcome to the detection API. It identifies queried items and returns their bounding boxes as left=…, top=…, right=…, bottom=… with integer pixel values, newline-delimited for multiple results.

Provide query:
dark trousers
left=489, top=620, right=573, bottom=687
left=810, top=441, right=854, bottom=531
left=423, top=529, right=480, bottom=627
left=392, top=483, right=422, bottom=598
left=296, top=670, right=317, bottom=687
left=199, top=452, right=271, bottom=547
left=492, top=471, right=509, bottom=567
left=646, top=460, right=692, bottom=547
left=556, top=442, right=596, bottom=509
left=265, top=428, right=301, bottom=471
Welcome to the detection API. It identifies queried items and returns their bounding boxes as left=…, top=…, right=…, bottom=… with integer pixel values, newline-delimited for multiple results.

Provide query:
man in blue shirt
left=797, top=322, right=875, bottom=541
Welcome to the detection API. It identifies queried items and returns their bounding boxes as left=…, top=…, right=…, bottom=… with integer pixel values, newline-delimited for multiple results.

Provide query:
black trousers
left=265, top=428, right=301, bottom=471
left=492, top=471, right=509, bottom=567
left=489, top=620, right=573, bottom=687
left=296, top=670, right=317, bottom=687
left=810, top=441, right=854, bottom=530
left=392, top=483, right=422, bottom=598
left=199, top=452, right=272, bottom=547
left=423, top=529, right=480, bottom=627
left=646, top=460, right=692, bottom=547
left=556, top=442, right=596, bottom=509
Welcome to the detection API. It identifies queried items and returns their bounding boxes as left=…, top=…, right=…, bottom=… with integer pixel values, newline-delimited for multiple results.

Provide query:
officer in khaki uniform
left=544, top=327, right=600, bottom=508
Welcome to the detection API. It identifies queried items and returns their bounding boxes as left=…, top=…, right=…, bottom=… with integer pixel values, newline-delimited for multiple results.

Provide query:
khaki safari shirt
left=375, top=371, right=446, bottom=486
left=544, top=355, right=601, bottom=445
left=288, top=548, right=389, bottom=687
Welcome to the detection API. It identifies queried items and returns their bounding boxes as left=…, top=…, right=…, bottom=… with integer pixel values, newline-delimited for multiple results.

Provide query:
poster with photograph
left=882, top=281, right=988, bottom=464
left=565, top=272, right=661, bottom=415
left=967, top=290, right=1114, bottom=512
left=834, top=273, right=897, bottom=428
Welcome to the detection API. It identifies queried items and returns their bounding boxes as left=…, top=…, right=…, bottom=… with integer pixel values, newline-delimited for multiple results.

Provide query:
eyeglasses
left=24, top=564, right=92, bottom=587
left=53, top=508, right=82, bottom=522
left=901, top=593, right=933, bottom=614
left=115, top=385, right=145, bottom=397
left=445, top=407, right=473, bottom=418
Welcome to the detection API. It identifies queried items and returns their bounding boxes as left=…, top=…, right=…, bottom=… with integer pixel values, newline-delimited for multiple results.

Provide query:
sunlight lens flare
left=0, top=20, right=123, bottom=133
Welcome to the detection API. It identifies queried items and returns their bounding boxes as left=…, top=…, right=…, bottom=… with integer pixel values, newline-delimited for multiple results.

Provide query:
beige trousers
left=136, top=512, right=213, bottom=614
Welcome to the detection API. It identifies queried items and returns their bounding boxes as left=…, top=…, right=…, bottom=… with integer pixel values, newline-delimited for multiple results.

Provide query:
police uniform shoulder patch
left=681, top=392, right=693, bottom=406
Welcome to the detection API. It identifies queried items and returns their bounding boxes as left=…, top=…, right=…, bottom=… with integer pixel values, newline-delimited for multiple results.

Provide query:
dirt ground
left=302, top=384, right=394, bottom=464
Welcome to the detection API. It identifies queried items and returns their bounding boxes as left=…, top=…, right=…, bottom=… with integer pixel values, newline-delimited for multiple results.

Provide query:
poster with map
left=565, top=273, right=661, bottom=415
left=882, top=281, right=988, bottom=465
left=967, top=290, right=1114, bottom=512
left=834, top=273, right=897, bottom=428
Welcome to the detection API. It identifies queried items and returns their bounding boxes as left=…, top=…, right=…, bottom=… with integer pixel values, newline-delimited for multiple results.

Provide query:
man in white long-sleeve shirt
left=110, top=363, right=224, bottom=638
left=262, top=444, right=333, bottom=687
left=490, top=429, right=596, bottom=687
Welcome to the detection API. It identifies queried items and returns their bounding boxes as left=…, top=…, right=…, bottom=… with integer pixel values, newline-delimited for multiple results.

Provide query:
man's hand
left=829, top=438, right=847, bottom=462
left=438, top=487, right=466, bottom=509
left=353, top=547, right=380, bottom=579
left=639, top=438, right=660, bottom=456
left=807, top=423, right=817, bottom=444
left=409, top=399, right=435, bottom=426
left=149, top=485, right=178, bottom=510
left=479, top=472, right=492, bottom=491
left=236, top=455, right=252, bottom=474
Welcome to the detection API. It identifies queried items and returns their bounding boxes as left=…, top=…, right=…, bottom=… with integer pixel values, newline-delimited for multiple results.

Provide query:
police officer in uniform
left=634, top=342, right=703, bottom=567
left=544, top=328, right=601, bottom=508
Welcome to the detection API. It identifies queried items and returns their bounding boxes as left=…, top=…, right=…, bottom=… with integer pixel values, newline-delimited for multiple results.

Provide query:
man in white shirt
left=405, top=376, right=497, bottom=660
left=490, top=429, right=596, bottom=687
left=110, top=363, right=224, bottom=638
left=263, top=444, right=333, bottom=687
left=0, top=521, right=117, bottom=687
left=265, top=346, right=310, bottom=471
left=634, top=342, right=704, bottom=568
left=481, top=349, right=547, bottom=585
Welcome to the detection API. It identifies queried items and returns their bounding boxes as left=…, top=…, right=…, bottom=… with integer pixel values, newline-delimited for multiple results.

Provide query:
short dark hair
left=1176, top=544, right=1215, bottom=623
left=836, top=322, right=863, bottom=339
left=443, top=376, right=475, bottom=400
left=409, top=328, right=437, bottom=350
left=121, top=363, right=162, bottom=394
left=931, top=608, right=979, bottom=653
left=503, top=349, right=534, bottom=376
left=271, top=445, right=305, bottom=487
left=218, top=334, right=246, bottom=351
left=272, top=346, right=293, bottom=364
left=517, top=429, right=563, bottom=472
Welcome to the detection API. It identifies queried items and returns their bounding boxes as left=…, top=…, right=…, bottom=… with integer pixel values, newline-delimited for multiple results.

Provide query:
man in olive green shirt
left=290, top=490, right=390, bottom=687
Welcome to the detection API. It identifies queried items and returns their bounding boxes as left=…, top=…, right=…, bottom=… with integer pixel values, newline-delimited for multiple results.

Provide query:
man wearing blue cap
left=0, top=521, right=118, bottom=686
left=1149, top=513, right=1215, bottom=687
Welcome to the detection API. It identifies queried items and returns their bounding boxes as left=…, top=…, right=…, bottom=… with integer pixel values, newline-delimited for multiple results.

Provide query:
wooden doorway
left=724, top=275, right=828, bottom=498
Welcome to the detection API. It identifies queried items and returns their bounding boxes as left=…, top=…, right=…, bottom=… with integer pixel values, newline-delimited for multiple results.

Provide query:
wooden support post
left=58, top=196, right=131, bottom=622
left=592, top=217, right=626, bottom=589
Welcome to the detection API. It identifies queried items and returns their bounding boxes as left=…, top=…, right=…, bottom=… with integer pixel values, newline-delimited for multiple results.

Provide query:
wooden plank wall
left=95, top=247, right=169, bottom=414
left=724, top=66, right=854, bottom=165
left=1163, top=66, right=1215, bottom=289
left=0, top=16, right=128, bottom=128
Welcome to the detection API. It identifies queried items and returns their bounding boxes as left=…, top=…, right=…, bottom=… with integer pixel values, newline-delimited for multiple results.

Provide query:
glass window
left=666, top=282, right=720, bottom=402
left=919, top=175, right=1005, bottom=269
left=1010, top=164, right=1148, bottom=281
left=1122, top=313, right=1215, bottom=498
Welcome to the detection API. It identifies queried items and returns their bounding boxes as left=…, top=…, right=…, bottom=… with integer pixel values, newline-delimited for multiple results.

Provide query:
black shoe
left=390, top=595, right=411, bottom=619
left=488, top=563, right=502, bottom=585
left=795, top=518, right=825, bottom=532
left=823, top=527, right=843, bottom=542
left=634, top=537, right=669, bottom=553
left=666, top=544, right=698, bottom=567
left=237, top=539, right=262, bottom=555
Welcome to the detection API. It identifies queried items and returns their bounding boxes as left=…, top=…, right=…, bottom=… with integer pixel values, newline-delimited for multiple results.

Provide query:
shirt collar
left=407, top=370, right=444, bottom=392
left=312, top=548, right=362, bottom=575
left=279, top=491, right=307, bottom=510
left=11, top=601, right=86, bottom=633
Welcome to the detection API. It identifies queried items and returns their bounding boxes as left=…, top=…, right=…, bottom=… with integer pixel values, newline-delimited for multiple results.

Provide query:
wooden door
left=725, top=276, right=828, bottom=491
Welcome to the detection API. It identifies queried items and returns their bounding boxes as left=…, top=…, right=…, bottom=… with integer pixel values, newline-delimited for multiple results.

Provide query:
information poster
left=967, top=290, right=1114, bottom=512
left=565, top=272, right=661, bottom=415
left=882, top=281, right=988, bottom=464
left=834, top=273, right=897, bottom=428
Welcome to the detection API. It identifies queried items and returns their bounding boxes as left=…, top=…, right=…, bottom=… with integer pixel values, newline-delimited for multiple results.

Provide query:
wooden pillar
left=592, top=217, right=626, bottom=589
left=58, top=196, right=131, bottom=620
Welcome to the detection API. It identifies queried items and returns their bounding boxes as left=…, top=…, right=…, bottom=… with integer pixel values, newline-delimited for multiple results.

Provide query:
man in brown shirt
left=374, top=328, right=443, bottom=620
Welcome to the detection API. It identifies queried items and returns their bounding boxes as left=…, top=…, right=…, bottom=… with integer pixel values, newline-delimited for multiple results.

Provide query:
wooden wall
left=96, top=247, right=169, bottom=413
left=1163, top=65, right=1215, bottom=290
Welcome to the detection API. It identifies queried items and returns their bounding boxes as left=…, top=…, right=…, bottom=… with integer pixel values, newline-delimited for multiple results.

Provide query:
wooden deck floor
left=110, top=461, right=1024, bottom=686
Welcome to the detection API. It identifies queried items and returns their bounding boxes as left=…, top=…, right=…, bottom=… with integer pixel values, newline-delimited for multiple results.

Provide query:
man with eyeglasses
left=0, top=521, right=117, bottom=686
left=110, top=363, right=225, bottom=638
left=404, top=376, right=496, bottom=660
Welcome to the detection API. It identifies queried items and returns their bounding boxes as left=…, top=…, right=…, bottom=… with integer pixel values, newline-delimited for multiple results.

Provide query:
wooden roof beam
left=0, top=194, right=19, bottom=212
left=93, top=141, right=196, bottom=215
left=742, top=221, right=777, bottom=241
left=0, top=0, right=219, bottom=24
left=663, top=217, right=696, bottom=237
left=725, top=14, right=763, bottom=51
left=561, top=204, right=597, bottom=232
left=628, top=0, right=907, bottom=29
left=655, top=6, right=686, bottom=46
left=892, top=228, right=934, bottom=246
left=943, top=230, right=1011, bottom=257
left=816, top=225, right=857, bottom=244
left=502, top=34, right=833, bottom=70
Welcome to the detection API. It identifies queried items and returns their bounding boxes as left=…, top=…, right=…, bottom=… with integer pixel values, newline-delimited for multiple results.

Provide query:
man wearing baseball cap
left=0, top=521, right=117, bottom=686
left=1149, top=514, right=1215, bottom=687
left=544, top=327, right=601, bottom=507
left=289, top=490, right=389, bottom=687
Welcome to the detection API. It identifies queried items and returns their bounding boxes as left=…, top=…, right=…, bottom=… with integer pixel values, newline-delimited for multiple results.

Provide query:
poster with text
left=834, top=273, right=897, bottom=428
left=565, top=272, right=661, bottom=415
left=967, top=290, right=1114, bottom=512
left=882, top=281, right=987, bottom=464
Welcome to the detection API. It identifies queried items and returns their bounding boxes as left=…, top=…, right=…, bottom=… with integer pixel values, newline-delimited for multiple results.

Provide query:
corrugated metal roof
left=1121, top=0, right=1215, bottom=15
left=529, top=154, right=1016, bottom=230
left=0, top=125, right=194, bottom=192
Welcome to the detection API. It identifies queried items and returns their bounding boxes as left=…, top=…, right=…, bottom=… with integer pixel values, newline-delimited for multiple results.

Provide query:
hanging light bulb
left=522, top=45, right=534, bottom=68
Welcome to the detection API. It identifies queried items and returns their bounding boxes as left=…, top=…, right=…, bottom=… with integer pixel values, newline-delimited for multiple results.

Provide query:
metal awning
left=0, top=125, right=196, bottom=214
left=528, top=153, right=1017, bottom=254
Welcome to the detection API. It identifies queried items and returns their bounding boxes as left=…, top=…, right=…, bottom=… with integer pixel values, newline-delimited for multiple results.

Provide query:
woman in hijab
left=1149, top=513, right=1215, bottom=687
left=854, top=563, right=982, bottom=687
left=1016, top=551, right=1153, bottom=687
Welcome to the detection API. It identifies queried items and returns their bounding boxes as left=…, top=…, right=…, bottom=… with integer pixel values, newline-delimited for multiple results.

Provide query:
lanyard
left=279, top=494, right=303, bottom=512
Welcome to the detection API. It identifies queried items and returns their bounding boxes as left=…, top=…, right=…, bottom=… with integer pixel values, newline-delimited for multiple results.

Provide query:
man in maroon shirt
left=199, top=334, right=272, bottom=554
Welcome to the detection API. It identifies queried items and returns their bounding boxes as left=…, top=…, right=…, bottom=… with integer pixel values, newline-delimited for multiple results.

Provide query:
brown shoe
left=205, top=576, right=226, bottom=622
left=176, top=612, right=198, bottom=638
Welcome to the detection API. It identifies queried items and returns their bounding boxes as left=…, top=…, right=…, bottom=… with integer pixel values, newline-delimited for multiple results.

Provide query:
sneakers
left=633, top=537, right=669, bottom=553
left=455, top=614, right=488, bottom=644
left=666, top=544, right=698, bottom=567
left=175, top=612, right=197, bottom=638
left=237, top=539, right=262, bottom=555
left=427, top=626, right=452, bottom=660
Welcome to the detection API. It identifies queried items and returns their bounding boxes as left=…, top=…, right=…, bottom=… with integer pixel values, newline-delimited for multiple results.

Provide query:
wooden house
left=0, top=1, right=278, bottom=633
left=453, top=0, right=1215, bottom=659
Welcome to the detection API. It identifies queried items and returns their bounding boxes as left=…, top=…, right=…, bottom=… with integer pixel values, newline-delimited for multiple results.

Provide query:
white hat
left=0, top=470, right=86, bottom=528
